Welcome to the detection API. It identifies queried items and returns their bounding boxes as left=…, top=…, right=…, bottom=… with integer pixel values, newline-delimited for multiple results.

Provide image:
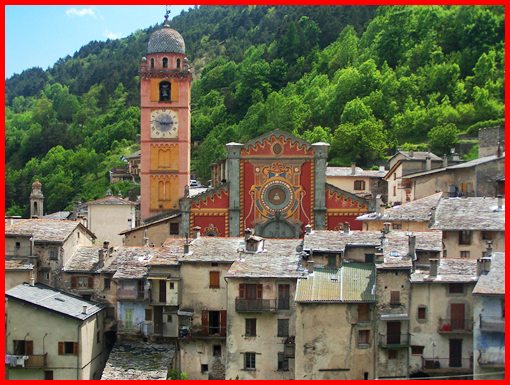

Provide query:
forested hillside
left=5, top=6, right=504, bottom=217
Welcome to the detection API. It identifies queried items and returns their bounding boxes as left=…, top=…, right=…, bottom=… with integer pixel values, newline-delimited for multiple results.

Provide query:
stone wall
left=478, top=126, right=504, bottom=158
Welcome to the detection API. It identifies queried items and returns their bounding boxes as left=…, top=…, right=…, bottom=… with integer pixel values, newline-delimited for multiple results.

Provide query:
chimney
left=429, top=258, right=439, bottom=277
left=183, top=242, right=190, bottom=255
left=408, top=234, right=416, bottom=259
left=409, top=150, right=414, bottom=158
left=308, top=261, right=314, bottom=272
left=482, top=257, right=491, bottom=273
left=82, top=305, right=87, bottom=315
left=342, top=222, right=350, bottom=234
left=192, top=226, right=201, bottom=239
left=244, top=228, right=254, bottom=241
left=497, top=195, right=503, bottom=210
left=379, top=165, right=385, bottom=172
left=425, top=156, right=432, bottom=171
left=98, top=249, right=104, bottom=268
left=305, top=224, right=312, bottom=235
left=375, top=252, right=384, bottom=264
left=375, top=194, right=384, bottom=216
left=383, top=222, right=391, bottom=234
left=351, top=162, right=356, bottom=176
left=103, top=240, right=110, bottom=250
left=442, top=154, right=448, bottom=168
left=29, top=275, right=35, bottom=287
left=476, top=258, right=484, bottom=276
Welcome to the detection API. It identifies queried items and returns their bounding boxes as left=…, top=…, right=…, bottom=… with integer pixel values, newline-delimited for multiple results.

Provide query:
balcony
left=235, top=298, right=276, bottom=312
left=480, top=316, right=505, bottom=333
left=6, top=354, right=47, bottom=369
left=422, top=357, right=472, bottom=373
left=178, top=325, right=226, bottom=339
left=379, top=333, right=410, bottom=349
left=117, top=288, right=147, bottom=301
left=478, top=349, right=504, bottom=368
left=437, top=318, right=473, bottom=333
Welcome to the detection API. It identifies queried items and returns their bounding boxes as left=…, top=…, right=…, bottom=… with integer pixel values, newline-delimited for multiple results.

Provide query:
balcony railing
left=178, top=325, right=226, bottom=338
left=379, top=333, right=410, bottom=348
left=478, top=349, right=505, bottom=368
left=422, top=357, right=472, bottom=371
left=437, top=318, right=473, bottom=333
left=235, top=298, right=276, bottom=312
left=117, top=288, right=146, bottom=301
left=480, top=316, right=505, bottom=333
left=6, top=354, right=47, bottom=369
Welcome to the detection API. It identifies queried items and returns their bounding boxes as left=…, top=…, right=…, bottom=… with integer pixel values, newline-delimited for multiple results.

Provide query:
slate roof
left=179, top=237, right=241, bottom=263
left=5, top=259, right=33, bottom=271
left=147, top=23, right=185, bottom=54
left=357, top=192, right=443, bottom=222
left=430, top=197, right=505, bottom=231
left=395, top=150, right=442, bottom=161
left=295, top=263, right=376, bottom=303
left=86, top=195, right=136, bottom=205
left=64, top=246, right=102, bottom=273
left=101, top=247, right=158, bottom=279
left=5, top=219, right=96, bottom=242
left=226, top=239, right=304, bottom=278
left=6, top=283, right=104, bottom=321
left=473, top=252, right=505, bottom=295
left=43, top=211, right=72, bottom=220
left=326, top=167, right=386, bottom=178
left=119, top=212, right=180, bottom=235
left=411, top=259, right=478, bottom=283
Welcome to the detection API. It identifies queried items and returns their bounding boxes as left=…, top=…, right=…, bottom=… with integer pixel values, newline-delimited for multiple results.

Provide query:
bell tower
left=140, top=12, right=191, bottom=220
left=30, top=179, right=44, bottom=218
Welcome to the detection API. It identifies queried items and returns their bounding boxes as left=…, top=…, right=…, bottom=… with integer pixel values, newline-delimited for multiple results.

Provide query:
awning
left=379, top=313, right=409, bottom=321
left=177, top=310, right=194, bottom=317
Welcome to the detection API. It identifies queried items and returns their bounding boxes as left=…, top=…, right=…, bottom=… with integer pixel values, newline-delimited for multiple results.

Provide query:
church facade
left=180, top=130, right=370, bottom=238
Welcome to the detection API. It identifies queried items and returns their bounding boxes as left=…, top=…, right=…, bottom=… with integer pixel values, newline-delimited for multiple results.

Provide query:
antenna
left=165, top=5, right=171, bottom=20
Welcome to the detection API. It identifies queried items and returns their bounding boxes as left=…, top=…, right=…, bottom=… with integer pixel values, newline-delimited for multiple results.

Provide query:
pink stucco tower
left=139, top=13, right=191, bottom=220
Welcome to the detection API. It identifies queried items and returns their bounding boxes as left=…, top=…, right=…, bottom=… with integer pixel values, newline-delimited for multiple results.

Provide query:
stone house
left=85, top=195, right=137, bottom=246
left=409, top=259, right=478, bottom=378
left=430, top=197, right=505, bottom=259
left=5, top=283, right=107, bottom=380
left=120, top=211, right=181, bottom=246
left=357, top=192, right=443, bottom=232
left=5, top=218, right=96, bottom=288
left=402, top=153, right=505, bottom=201
left=224, top=236, right=301, bottom=380
left=5, top=259, right=34, bottom=290
left=472, top=252, right=505, bottom=379
left=176, top=234, right=237, bottom=380
left=326, top=164, right=387, bottom=202
left=294, top=264, right=377, bottom=379
left=384, top=151, right=443, bottom=206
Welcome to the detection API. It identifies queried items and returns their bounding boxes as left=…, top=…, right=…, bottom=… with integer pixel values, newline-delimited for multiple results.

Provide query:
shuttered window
left=239, top=284, right=262, bottom=299
left=390, top=291, right=400, bottom=305
left=245, top=318, right=257, bottom=337
left=210, top=271, right=220, bottom=289
left=277, top=319, right=289, bottom=337
left=58, top=341, right=78, bottom=355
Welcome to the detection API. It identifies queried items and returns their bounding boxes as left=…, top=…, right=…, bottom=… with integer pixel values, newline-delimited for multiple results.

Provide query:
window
left=388, top=349, right=397, bottom=359
left=213, top=345, right=222, bottom=357
left=176, top=58, right=181, bottom=69
left=277, top=284, right=290, bottom=309
left=162, top=57, right=168, bottom=68
left=159, top=81, right=171, bottom=101
left=44, top=371, right=53, bottom=380
left=411, top=345, right=424, bottom=355
left=169, top=282, right=175, bottom=290
left=277, top=352, right=289, bottom=371
left=150, top=58, right=155, bottom=69
left=390, top=291, right=400, bottom=305
left=49, top=248, right=58, bottom=260
left=104, top=278, right=111, bottom=290
left=170, top=223, right=179, bottom=235
left=458, top=230, right=472, bottom=245
left=209, top=271, right=220, bottom=289
left=15, top=242, right=20, bottom=249
left=71, top=276, right=93, bottom=289
left=364, top=254, right=374, bottom=263
left=201, top=364, right=208, bottom=373
left=13, top=340, right=33, bottom=355
left=245, top=318, right=257, bottom=337
left=43, top=271, right=50, bottom=281
left=354, top=180, right=366, bottom=190
left=460, top=250, right=470, bottom=258
left=481, top=231, right=493, bottom=240
left=392, top=223, right=402, bottom=230
left=58, top=341, right=78, bottom=355
left=393, top=186, right=396, bottom=196
left=239, top=283, right=262, bottom=299
left=417, top=306, right=427, bottom=320
left=358, top=303, right=370, bottom=322
left=277, top=319, right=289, bottom=337
left=449, top=283, right=463, bottom=294
left=244, top=352, right=256, bottom=370
left=96, top=331, right=101, bottom=344
left=145, top=309, right=152, bottom=321
left=358, top=330, right=370, bottom=347
left=327, top=255, right=337, bottom=267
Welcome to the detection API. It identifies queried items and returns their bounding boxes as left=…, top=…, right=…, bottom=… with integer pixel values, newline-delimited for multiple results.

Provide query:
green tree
left=427, top=123, right=459, bottom=155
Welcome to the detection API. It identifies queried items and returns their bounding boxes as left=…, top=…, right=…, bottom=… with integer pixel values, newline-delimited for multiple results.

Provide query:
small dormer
left=244, top=228, right=265, bottom=253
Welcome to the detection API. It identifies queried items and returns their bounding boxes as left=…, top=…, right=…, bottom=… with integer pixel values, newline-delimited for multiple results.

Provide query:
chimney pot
left=408, top=235, right=416, bottom=258
left=442, top=154, right=448, bottom=168
left=351, top=162, right=356, bottom=175
left=383, top=222, right=391, bottom=234
left=476, top=258, right=484, bottom=276
left=482, top=257, right=491, bottom=273
left=183, top=243, right=190, bottom=255
left=192, top=226, right=201, bottom=239
left=29, top=276, right=35, bottom=287
left=244, top=228, right=254, bottom=241
left=82, top=305, right=87, bottom=315
left=429, top=258, right=439, bottom=277
left=103, top=240, right=110, bottom=250
left=305, top=224, right=312, bottom=235
left=98, top=249, right=105, bottom=267
left=425, top=156, right=432, bottom=171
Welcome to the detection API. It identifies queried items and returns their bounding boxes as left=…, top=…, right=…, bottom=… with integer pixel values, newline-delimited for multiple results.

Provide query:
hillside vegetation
left=5, top=6, right=504, bottom=216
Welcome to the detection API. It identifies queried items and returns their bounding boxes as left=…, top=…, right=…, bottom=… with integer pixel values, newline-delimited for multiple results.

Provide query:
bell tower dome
left=139, top=12, right=192, bottom=221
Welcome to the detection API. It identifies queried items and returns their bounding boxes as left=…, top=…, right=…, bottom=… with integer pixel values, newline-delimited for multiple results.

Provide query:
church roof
left=148, top=19, right=185, bottom=54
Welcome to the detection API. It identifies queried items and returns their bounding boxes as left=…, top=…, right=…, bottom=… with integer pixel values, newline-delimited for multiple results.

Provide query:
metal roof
left=6, top=283, right=104, bottom=321
left=295, top=263, right=376, bottom=303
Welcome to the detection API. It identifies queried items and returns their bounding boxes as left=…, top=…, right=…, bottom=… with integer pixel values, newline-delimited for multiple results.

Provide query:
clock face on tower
left=150, top=109, right=179, bottom=138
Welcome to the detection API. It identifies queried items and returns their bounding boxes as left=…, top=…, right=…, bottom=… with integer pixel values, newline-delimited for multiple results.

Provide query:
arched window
left=159, top=81, right=171, bottom=101
left=354, top=180, right=366, bottom=191
left=33, top=202, right=38, bottom=211
left=162, top=57, right=168, bottom=68
left=150, top=58, right=155, bottom=69
left=176, top=58, right=181, bottom=69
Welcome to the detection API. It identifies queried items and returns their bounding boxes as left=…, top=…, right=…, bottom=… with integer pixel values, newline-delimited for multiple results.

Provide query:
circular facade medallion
left=260, top=180, right=294, bottom=213
left=272, top=143, right=283, bottom=155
